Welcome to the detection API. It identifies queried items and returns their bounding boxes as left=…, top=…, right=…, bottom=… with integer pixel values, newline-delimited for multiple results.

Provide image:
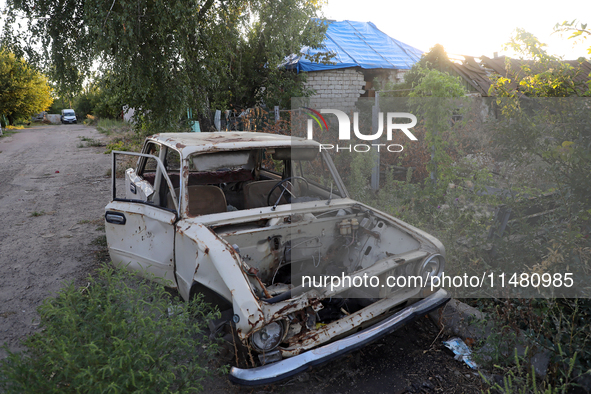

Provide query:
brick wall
left=303, top=68, right=366, bottom=112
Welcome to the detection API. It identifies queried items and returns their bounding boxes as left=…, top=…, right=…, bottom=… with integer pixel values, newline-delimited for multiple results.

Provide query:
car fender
left=175, top=220, right=264, bottom=338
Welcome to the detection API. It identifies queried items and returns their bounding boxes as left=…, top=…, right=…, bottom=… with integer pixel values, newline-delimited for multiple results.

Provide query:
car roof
left=148, top=132, right=320, bottom=156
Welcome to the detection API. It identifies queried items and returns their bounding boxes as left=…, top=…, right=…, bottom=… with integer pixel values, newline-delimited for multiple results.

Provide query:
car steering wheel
left=266, top=176, right=309, bottom=207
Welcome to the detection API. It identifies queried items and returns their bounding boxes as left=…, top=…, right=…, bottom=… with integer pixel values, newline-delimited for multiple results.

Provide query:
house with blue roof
left=284, top=20, right=423, bottom=111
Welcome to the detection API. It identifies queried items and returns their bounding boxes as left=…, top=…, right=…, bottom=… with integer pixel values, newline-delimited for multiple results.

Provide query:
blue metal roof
left=284, top=20, right=423, bottom=72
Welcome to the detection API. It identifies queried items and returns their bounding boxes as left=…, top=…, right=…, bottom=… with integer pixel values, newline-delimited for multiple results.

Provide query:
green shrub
left=104, top=140, right=129, bottom=154
left=0, top=264, right=220, bottom=393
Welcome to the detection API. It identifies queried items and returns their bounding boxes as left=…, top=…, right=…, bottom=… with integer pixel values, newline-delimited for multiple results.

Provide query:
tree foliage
left=489, top=28, right=590, bottom=97
left=73, top=73, right=123, bottom=120
left=2, top=0, right=329, bottom=132
left=554, top=20, right=591, bottom=56
left=0, top=49, right=53, bottom=124
left=207, top=1, right=329, bottom=112
left=374, top=44, right=456, bottom=96
left=403, top=44, right=455, bottom=89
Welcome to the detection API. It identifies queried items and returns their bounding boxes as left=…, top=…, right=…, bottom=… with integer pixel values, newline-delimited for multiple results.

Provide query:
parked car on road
left=32, top=111, right=47, bottom=122
left=60, top=109, right=77, bottom=124
left=104, top=132, right=449, bottom=385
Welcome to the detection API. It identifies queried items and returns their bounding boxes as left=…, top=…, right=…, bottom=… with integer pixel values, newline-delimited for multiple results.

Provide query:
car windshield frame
left=185, top=147, right=348, bottom=211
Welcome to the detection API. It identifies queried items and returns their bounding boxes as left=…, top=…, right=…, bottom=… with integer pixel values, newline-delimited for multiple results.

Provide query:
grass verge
left=87, top=118, right=143, bottom=153
left=0, top=264, right=221, bottom=393
left=77, top=136, right=105, bottom=148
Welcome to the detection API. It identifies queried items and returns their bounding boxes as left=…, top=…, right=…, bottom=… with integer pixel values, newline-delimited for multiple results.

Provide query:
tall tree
left=0, top=49, right=53, bottom=125
left=2, top=0, right=329, bottom=132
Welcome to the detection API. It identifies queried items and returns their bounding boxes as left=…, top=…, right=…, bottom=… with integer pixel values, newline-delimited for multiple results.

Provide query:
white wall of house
left=303, top=68, right=366, bottom=112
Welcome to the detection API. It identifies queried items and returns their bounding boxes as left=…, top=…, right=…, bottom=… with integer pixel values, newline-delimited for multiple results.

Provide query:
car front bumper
left=229, top=288, right=450, bottom=386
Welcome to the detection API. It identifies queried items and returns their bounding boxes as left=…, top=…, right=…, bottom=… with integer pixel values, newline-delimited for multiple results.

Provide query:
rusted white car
left=104, top=132, right=449, bottom=385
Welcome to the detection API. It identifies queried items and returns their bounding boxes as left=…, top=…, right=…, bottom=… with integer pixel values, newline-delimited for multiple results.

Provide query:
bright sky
left=323, top=0, right=590, bottom=60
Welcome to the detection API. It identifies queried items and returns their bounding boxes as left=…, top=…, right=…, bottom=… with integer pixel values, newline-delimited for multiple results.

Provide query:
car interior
left=134, top=143, right=342, bottom=217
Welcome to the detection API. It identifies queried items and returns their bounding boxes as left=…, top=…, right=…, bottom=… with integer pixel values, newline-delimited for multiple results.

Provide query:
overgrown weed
left=77, top=135, right=105, bottom=147
left=0, top=264, right=221, bottom=393
left=96, top=118, right=130, bottom=136
left=87, top=118, right=143, bottom=153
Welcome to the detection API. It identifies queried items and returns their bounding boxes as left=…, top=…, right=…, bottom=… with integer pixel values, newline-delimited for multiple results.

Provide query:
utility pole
left=370, top=91, right=380, bottom=191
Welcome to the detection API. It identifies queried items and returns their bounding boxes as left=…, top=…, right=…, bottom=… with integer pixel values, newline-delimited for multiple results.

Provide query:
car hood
left=183, top=198, right=443, bottom=254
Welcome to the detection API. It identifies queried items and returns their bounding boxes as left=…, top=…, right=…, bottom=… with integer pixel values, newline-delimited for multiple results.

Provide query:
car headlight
left=251, top=321, right=285, bottom=352
left=417, top=254, right=444, bottom=284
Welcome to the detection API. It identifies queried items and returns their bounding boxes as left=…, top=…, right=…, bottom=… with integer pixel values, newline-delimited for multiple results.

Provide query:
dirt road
left=0, top=124, right=111, bottom=358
